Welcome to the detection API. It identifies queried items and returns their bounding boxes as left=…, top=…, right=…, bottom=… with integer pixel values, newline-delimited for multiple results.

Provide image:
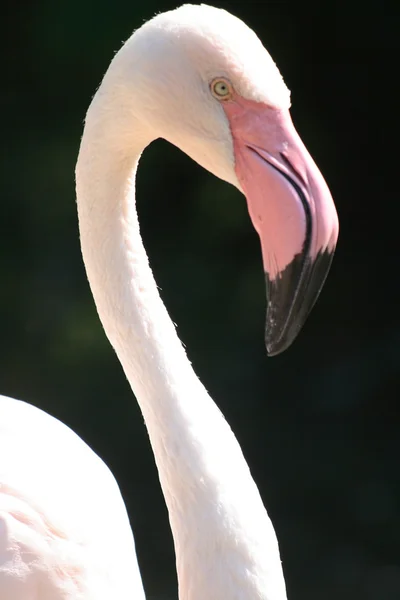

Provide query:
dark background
left=2, top=1, right=399, bottom=598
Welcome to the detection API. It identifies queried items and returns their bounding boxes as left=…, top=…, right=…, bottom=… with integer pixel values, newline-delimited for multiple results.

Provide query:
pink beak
left=223, top=97, right=339, bottom=355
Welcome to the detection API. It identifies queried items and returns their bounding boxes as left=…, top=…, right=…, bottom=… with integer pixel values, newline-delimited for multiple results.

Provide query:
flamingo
left=0, top=4, right=338, bottom=599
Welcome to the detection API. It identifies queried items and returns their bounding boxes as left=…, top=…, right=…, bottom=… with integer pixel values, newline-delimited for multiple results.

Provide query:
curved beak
left=223, top=98, right=339, bottom=355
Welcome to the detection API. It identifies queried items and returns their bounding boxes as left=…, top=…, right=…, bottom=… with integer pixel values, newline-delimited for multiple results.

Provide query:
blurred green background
left=2, top=0, right=399, bottom=598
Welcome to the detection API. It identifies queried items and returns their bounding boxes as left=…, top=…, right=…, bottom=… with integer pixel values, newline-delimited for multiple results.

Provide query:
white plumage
left=0, top=396, right=144, bottom=598
left=0, top=4, right=337, bottom=599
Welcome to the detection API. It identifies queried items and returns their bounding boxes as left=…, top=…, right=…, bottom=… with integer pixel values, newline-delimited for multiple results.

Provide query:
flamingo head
left=110, top=4, right=339, bottom=355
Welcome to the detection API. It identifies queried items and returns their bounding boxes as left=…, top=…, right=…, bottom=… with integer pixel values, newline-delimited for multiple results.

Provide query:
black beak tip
left=264, top=248, right=335, bottom=357
left=266, top=336, right=294, bottom=357
left=265, top=318, right=305, bottom=357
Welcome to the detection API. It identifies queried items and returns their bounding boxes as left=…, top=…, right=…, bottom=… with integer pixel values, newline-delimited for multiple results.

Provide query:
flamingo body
left=0, top=395, right=144, bottom=599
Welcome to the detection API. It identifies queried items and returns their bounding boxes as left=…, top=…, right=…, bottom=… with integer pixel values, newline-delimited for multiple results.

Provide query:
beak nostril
left=249, top=145, right=313, bottom=260
left=279, top=152, right=308, bottom=188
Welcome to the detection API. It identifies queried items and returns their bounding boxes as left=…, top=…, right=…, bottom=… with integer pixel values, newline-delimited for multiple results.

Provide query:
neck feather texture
left=75, top=87, right=287, bottom=600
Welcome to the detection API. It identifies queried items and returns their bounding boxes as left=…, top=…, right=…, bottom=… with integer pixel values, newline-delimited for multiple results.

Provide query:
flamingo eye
left=210, top=78, right=233, bottom=100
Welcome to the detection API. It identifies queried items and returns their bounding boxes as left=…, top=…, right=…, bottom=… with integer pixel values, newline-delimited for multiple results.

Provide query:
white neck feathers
left=75, top=60, right=287, bottom=600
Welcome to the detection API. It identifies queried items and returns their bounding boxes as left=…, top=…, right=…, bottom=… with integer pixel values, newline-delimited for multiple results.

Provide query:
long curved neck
left=76, top=86, right=287, bottom=600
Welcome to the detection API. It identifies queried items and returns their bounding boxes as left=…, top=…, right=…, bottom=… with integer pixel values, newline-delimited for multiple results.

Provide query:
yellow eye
left=210, top=78, right=233, bottom=101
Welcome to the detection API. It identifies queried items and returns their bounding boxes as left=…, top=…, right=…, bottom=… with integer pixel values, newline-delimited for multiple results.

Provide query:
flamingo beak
left=223, top=98, right=339, bottom=355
